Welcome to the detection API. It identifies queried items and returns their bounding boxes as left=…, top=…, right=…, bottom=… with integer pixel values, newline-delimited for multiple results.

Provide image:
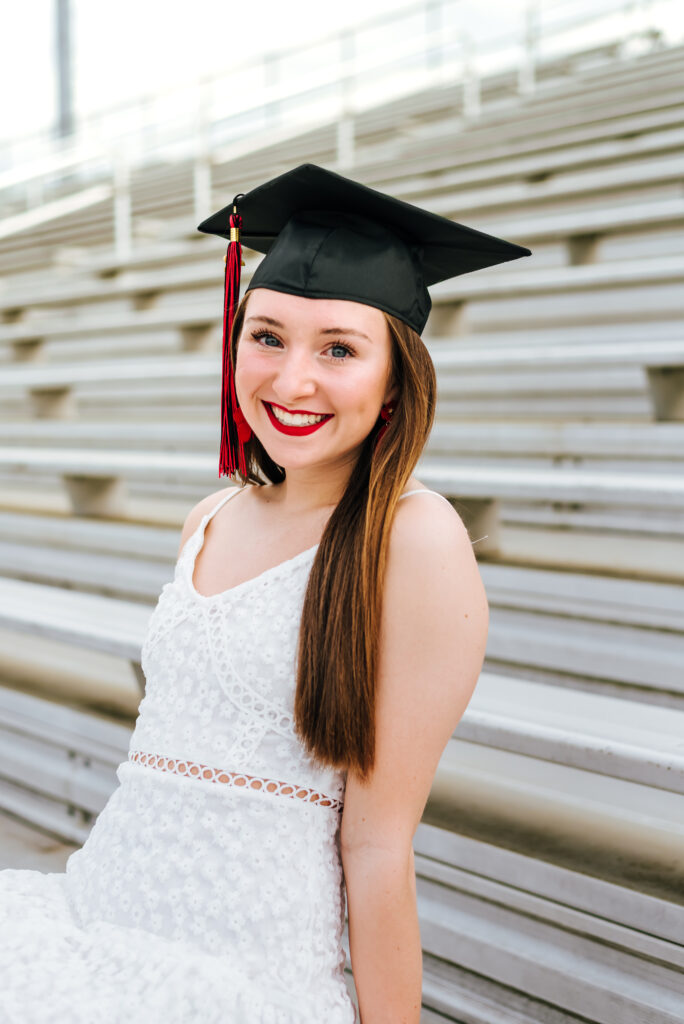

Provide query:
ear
left=383, top=385, right=400, bottom=407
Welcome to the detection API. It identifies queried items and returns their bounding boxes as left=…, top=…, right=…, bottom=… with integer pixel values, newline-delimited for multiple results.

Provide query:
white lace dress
left=0, top=487, right=359, bottom=1024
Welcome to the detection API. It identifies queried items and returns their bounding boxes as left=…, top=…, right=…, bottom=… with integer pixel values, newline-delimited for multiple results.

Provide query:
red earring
left=373, top=402, right=395, bottom=452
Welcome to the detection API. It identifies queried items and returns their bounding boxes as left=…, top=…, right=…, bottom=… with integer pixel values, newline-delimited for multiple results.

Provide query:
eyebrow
left=245, top=314, right=372, bottom=343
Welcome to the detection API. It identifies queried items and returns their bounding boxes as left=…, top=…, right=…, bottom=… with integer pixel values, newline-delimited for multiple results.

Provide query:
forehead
left=245, top=287, right=389, bottom=339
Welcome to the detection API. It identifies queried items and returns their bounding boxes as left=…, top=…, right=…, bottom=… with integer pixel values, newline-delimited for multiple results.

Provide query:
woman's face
left=234, top=288, right=397, bottom=470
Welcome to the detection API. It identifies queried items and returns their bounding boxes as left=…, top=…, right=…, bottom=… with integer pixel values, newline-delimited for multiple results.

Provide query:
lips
left=269, top=401, right=330, bottom=416
left=262, top=401, right=334, bottom=436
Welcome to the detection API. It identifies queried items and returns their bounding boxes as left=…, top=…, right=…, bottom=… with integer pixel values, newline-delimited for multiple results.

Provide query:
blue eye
left=251, top=330, right=280, bottom=347
left=327, top=342, right=356, bottom=361
left=250, top=330, right=356, bottom=361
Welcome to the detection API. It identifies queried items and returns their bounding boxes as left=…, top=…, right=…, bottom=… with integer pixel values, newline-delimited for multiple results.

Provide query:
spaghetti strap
left=397, top=488, right=451, bottom=504
left=397, top=488, right=487, bottom=546
left=204, top=486, right=244, bottom=523
left=180, top=487, right=243, bottom=564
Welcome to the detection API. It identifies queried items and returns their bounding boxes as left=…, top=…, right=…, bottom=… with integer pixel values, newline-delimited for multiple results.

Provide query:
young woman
left=0, top=163, right=530, bottom=1023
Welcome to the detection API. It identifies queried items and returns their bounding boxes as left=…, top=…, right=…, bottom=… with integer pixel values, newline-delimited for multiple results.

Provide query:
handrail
left=0, top=0, right=679, bottom=257
left=4, top=0, right=678, bottom=173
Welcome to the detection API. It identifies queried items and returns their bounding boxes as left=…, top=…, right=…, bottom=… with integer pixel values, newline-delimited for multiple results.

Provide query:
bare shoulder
left=176, top=485, right=240, bottom=559
left=386, top=485, right=490, bottom=673
left=391, top=485, right=485, bottom=596
left=340, top=487, right=489, bottom=858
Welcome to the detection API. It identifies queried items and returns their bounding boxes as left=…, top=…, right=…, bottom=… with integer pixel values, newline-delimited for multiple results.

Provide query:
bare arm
left=341, top=498, right=489, bottom=1024
left=343, top=845, right=422, bottom=1024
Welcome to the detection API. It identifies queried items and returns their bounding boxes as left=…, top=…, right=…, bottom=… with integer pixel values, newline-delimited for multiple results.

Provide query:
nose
left=272, top=348, right=318, bottom=402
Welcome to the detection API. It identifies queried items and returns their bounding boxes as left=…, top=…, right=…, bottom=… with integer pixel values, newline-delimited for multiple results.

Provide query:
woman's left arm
left=341, top=498, right=490, bottom=1024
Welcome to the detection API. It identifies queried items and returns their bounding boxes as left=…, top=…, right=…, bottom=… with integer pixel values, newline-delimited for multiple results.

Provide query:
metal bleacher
left=1, top=26, right=684, bottom=1024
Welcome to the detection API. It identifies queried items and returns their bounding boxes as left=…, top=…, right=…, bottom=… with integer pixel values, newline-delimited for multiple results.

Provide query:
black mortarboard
left=197, top=162, right=532, bottom=477
left=198, top=162, right=531, bottom=336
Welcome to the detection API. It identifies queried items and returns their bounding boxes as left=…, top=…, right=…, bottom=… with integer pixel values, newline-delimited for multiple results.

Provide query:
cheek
left=338, top=362, right=388, bottom=408
left=234, top=347, right=266, bottom=390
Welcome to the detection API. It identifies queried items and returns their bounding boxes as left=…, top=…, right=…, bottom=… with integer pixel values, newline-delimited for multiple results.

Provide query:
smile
left=262, top=401, right=334, bottom=435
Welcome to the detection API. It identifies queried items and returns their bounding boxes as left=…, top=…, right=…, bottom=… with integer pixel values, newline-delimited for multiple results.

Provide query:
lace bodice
left=132, top=485, right=345, bottom=805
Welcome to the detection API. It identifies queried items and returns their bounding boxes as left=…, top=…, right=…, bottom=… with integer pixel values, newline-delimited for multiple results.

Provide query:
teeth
left=269, top=404, right=327, bottom=426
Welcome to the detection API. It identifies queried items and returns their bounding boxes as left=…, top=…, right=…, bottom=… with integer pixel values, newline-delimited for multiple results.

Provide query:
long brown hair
left=227, top=291, right=437, bottom=781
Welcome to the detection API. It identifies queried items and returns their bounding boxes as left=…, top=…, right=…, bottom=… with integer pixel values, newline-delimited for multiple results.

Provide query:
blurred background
left=1, top=2, right=684, bottom=1021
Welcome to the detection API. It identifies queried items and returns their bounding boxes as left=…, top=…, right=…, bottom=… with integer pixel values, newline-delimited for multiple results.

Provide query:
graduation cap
left=197, top=162, right=532, bottom=477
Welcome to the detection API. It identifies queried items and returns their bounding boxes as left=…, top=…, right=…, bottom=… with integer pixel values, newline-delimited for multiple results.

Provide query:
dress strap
left=180, top=487, right=243, bottom=565
left=204, top=486, right=244, bottom=524
left=397, top=488, right=451, bottom=504
left=397, top=488, right=489, bottom=546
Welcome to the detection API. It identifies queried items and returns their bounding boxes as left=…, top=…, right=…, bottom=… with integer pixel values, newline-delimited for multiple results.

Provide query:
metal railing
left=0, top=0, right=680, bottom=260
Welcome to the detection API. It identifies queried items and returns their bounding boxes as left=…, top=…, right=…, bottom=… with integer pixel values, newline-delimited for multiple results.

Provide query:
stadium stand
left=1, top=31, right=684, bottom=1024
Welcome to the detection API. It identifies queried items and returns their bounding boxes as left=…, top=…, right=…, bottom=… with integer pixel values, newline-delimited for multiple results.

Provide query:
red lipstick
left=262, top=401, right=333, bottom=436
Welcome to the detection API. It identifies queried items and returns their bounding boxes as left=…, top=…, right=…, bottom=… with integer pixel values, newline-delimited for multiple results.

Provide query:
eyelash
left=249, top=329, right=357, bottom=362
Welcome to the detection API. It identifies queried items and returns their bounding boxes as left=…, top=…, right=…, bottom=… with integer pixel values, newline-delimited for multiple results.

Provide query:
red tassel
left=219, top=207, right=250, bottom=478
